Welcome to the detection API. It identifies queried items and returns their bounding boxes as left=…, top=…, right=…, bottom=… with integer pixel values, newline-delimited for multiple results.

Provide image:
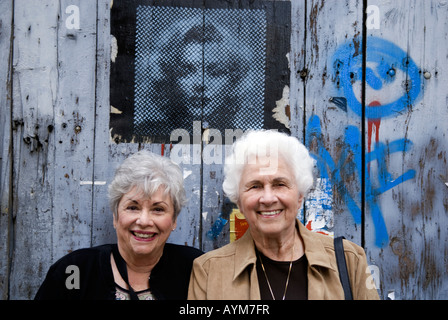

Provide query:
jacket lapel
left=233, top=230, right=261, bottom=299
left=233, top=230, right=257, bottom=280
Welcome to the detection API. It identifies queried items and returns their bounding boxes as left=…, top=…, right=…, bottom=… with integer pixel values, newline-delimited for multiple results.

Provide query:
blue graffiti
left=309, top=36, right=423, bottom=247
left=207, top=215, right=228, bottom=240
left=366, top=139, right=416, bottom=247
left=206, top=197, right=233, bottom=240
left=307, top=115, right=416, bottom=247
left=332, top=37, right=422, bottom=119
left=306, top=116, right=362, bottom=225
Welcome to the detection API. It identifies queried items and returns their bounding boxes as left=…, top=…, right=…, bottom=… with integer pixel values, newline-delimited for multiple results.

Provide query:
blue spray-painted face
left=332, top=37, right=421, bottom=119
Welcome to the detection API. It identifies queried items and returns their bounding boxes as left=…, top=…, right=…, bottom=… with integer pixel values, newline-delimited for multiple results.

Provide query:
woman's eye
left=273, top=180, right=289, bottom=188
left=275, top=183, right=286, bottom=187
left=126, top=206, right=139, bottom=211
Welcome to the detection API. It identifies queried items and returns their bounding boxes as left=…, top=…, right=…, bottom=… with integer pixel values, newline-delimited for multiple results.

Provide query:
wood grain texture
left=300, top=0, right=364, bottom=242
left=0, top=0, right=14, bottom=300
left=8, top=0, right=59, bottom=299
left=364, top=0, right=448, bottom=299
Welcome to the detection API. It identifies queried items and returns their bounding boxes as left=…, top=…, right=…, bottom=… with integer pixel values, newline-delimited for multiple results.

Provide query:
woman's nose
left=137, top=209, right=154, bottom=227
left=259, top=187, right=277, bottom=206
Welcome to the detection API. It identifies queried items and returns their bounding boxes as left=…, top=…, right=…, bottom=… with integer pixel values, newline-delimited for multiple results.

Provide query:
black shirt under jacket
left=34, top=243, right=203, bottom=300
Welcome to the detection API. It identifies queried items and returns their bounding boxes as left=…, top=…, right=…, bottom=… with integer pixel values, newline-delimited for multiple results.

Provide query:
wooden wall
left=0, top=0, right=447, bottom=300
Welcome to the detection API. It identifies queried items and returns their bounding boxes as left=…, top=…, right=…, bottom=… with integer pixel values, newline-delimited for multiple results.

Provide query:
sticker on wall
left=110, top=0, right=291, bottom=143
left=230, top=209, right=249, bottom=242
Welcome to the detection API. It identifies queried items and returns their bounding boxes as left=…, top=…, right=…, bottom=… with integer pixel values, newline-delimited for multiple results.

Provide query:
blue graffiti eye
left=331, top=36, right=421, bottom=119
left=387, top=68, right=396, bottom=77
left=382, top=67, right=397, bottom=84
left=373, top=61, right=396, bottom=84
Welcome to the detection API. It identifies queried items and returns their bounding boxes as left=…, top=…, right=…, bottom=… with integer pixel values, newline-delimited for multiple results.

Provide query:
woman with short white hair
left=188, top=130, right=379, bottom=300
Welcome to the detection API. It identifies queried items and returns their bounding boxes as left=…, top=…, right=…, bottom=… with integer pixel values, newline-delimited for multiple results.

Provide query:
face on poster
left=110, top=1, right=291, bottom=143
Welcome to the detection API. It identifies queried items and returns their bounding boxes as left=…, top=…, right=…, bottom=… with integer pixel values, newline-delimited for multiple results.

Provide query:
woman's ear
left=236, top=199, right=242, bottom=213
left=298, top=194, right=304, bottom=207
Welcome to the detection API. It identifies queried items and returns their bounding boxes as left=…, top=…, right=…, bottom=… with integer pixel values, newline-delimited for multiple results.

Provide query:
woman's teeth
left=133, top=232, right=155, bottom=239
left=259, top=210, right=282, bottom=216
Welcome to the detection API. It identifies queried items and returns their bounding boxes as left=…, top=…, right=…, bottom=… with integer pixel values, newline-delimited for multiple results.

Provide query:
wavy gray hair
left=223, top=130, right=315, bottom=203
left=108, top=150, right=186, bottom=220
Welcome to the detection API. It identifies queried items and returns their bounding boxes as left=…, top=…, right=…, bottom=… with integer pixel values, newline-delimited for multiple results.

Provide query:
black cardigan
left=34, top=243, right=203, bottom=300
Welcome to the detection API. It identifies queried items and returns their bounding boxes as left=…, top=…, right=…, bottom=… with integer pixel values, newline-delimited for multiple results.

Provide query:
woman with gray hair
left=188, top=130, right=379, bottom=300
left=35, top=151, right=202, bottom=300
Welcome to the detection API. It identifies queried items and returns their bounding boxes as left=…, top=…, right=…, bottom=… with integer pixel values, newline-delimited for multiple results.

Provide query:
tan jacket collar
left=298, top=221, right=336, bottom=271
left=233, top=230, right=257, bottom=281
left=233, top=219, right=336, bottom=280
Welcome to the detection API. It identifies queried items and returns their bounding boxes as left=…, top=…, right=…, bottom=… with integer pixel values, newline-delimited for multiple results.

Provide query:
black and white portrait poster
left=110, top=0, right=291, bottom=143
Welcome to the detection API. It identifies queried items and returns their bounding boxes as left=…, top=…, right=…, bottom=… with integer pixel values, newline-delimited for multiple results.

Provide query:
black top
left=34, top=243, right=203, bottom=300
left=256, top=250, right=308, bottom=300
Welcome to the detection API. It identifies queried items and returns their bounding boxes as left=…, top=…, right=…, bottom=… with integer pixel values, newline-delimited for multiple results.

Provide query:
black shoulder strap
left=112, top=244, right=140, bottom=300
left=334, top=236, right=353, bottom=300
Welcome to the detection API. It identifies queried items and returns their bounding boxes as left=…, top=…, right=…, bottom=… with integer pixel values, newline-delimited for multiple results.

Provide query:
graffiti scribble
left=307, top=115, right=416, bottom=247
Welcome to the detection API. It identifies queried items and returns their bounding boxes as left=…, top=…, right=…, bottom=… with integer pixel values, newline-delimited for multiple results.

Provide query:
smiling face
left=114, top=186, right=177, bottom=263
left=237, top=156, right=303, bottom=240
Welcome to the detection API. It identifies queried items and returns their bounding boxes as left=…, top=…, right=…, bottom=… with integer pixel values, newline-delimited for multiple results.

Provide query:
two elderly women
left=36, top=130, right=379, bottom=300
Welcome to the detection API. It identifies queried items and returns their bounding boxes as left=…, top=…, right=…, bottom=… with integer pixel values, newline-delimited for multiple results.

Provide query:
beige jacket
left=188, top=220, right=380, bottom=300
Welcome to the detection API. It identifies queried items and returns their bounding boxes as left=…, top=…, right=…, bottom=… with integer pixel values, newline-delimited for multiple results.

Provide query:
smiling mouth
left=131, top=231, right=157, bottom=241
left=257, top=209, right=282, bottom=217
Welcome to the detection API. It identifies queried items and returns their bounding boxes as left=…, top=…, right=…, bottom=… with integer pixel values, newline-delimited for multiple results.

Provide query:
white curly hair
left=222, top=130, right=315, bottom=203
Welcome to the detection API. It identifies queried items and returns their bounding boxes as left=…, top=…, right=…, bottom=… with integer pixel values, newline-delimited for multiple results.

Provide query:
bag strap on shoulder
left=334, top=236, right=353, bottom=300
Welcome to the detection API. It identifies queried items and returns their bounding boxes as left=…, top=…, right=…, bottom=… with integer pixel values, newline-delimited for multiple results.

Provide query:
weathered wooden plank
left=200, top=0, right=253, bottom=252
left=91, top=0, right=116, bottom=247
left=168, top=143, right=202, bottom=248
left=289, top=0, right=306, bottom=229
left=365, top=0, right=448, bottom=300
left=0, top=0, right=14, bottom=300
left=9, top=0, right=59, bottom=299
left=289, top=0, right=306, bottom=140
left=8, top=0, right=100, bottom=299
left=201, top=137, right=228, bottom=251
left=301, top=0, right=364, bottom=243
left=51, top=0, right=98, bottom=260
